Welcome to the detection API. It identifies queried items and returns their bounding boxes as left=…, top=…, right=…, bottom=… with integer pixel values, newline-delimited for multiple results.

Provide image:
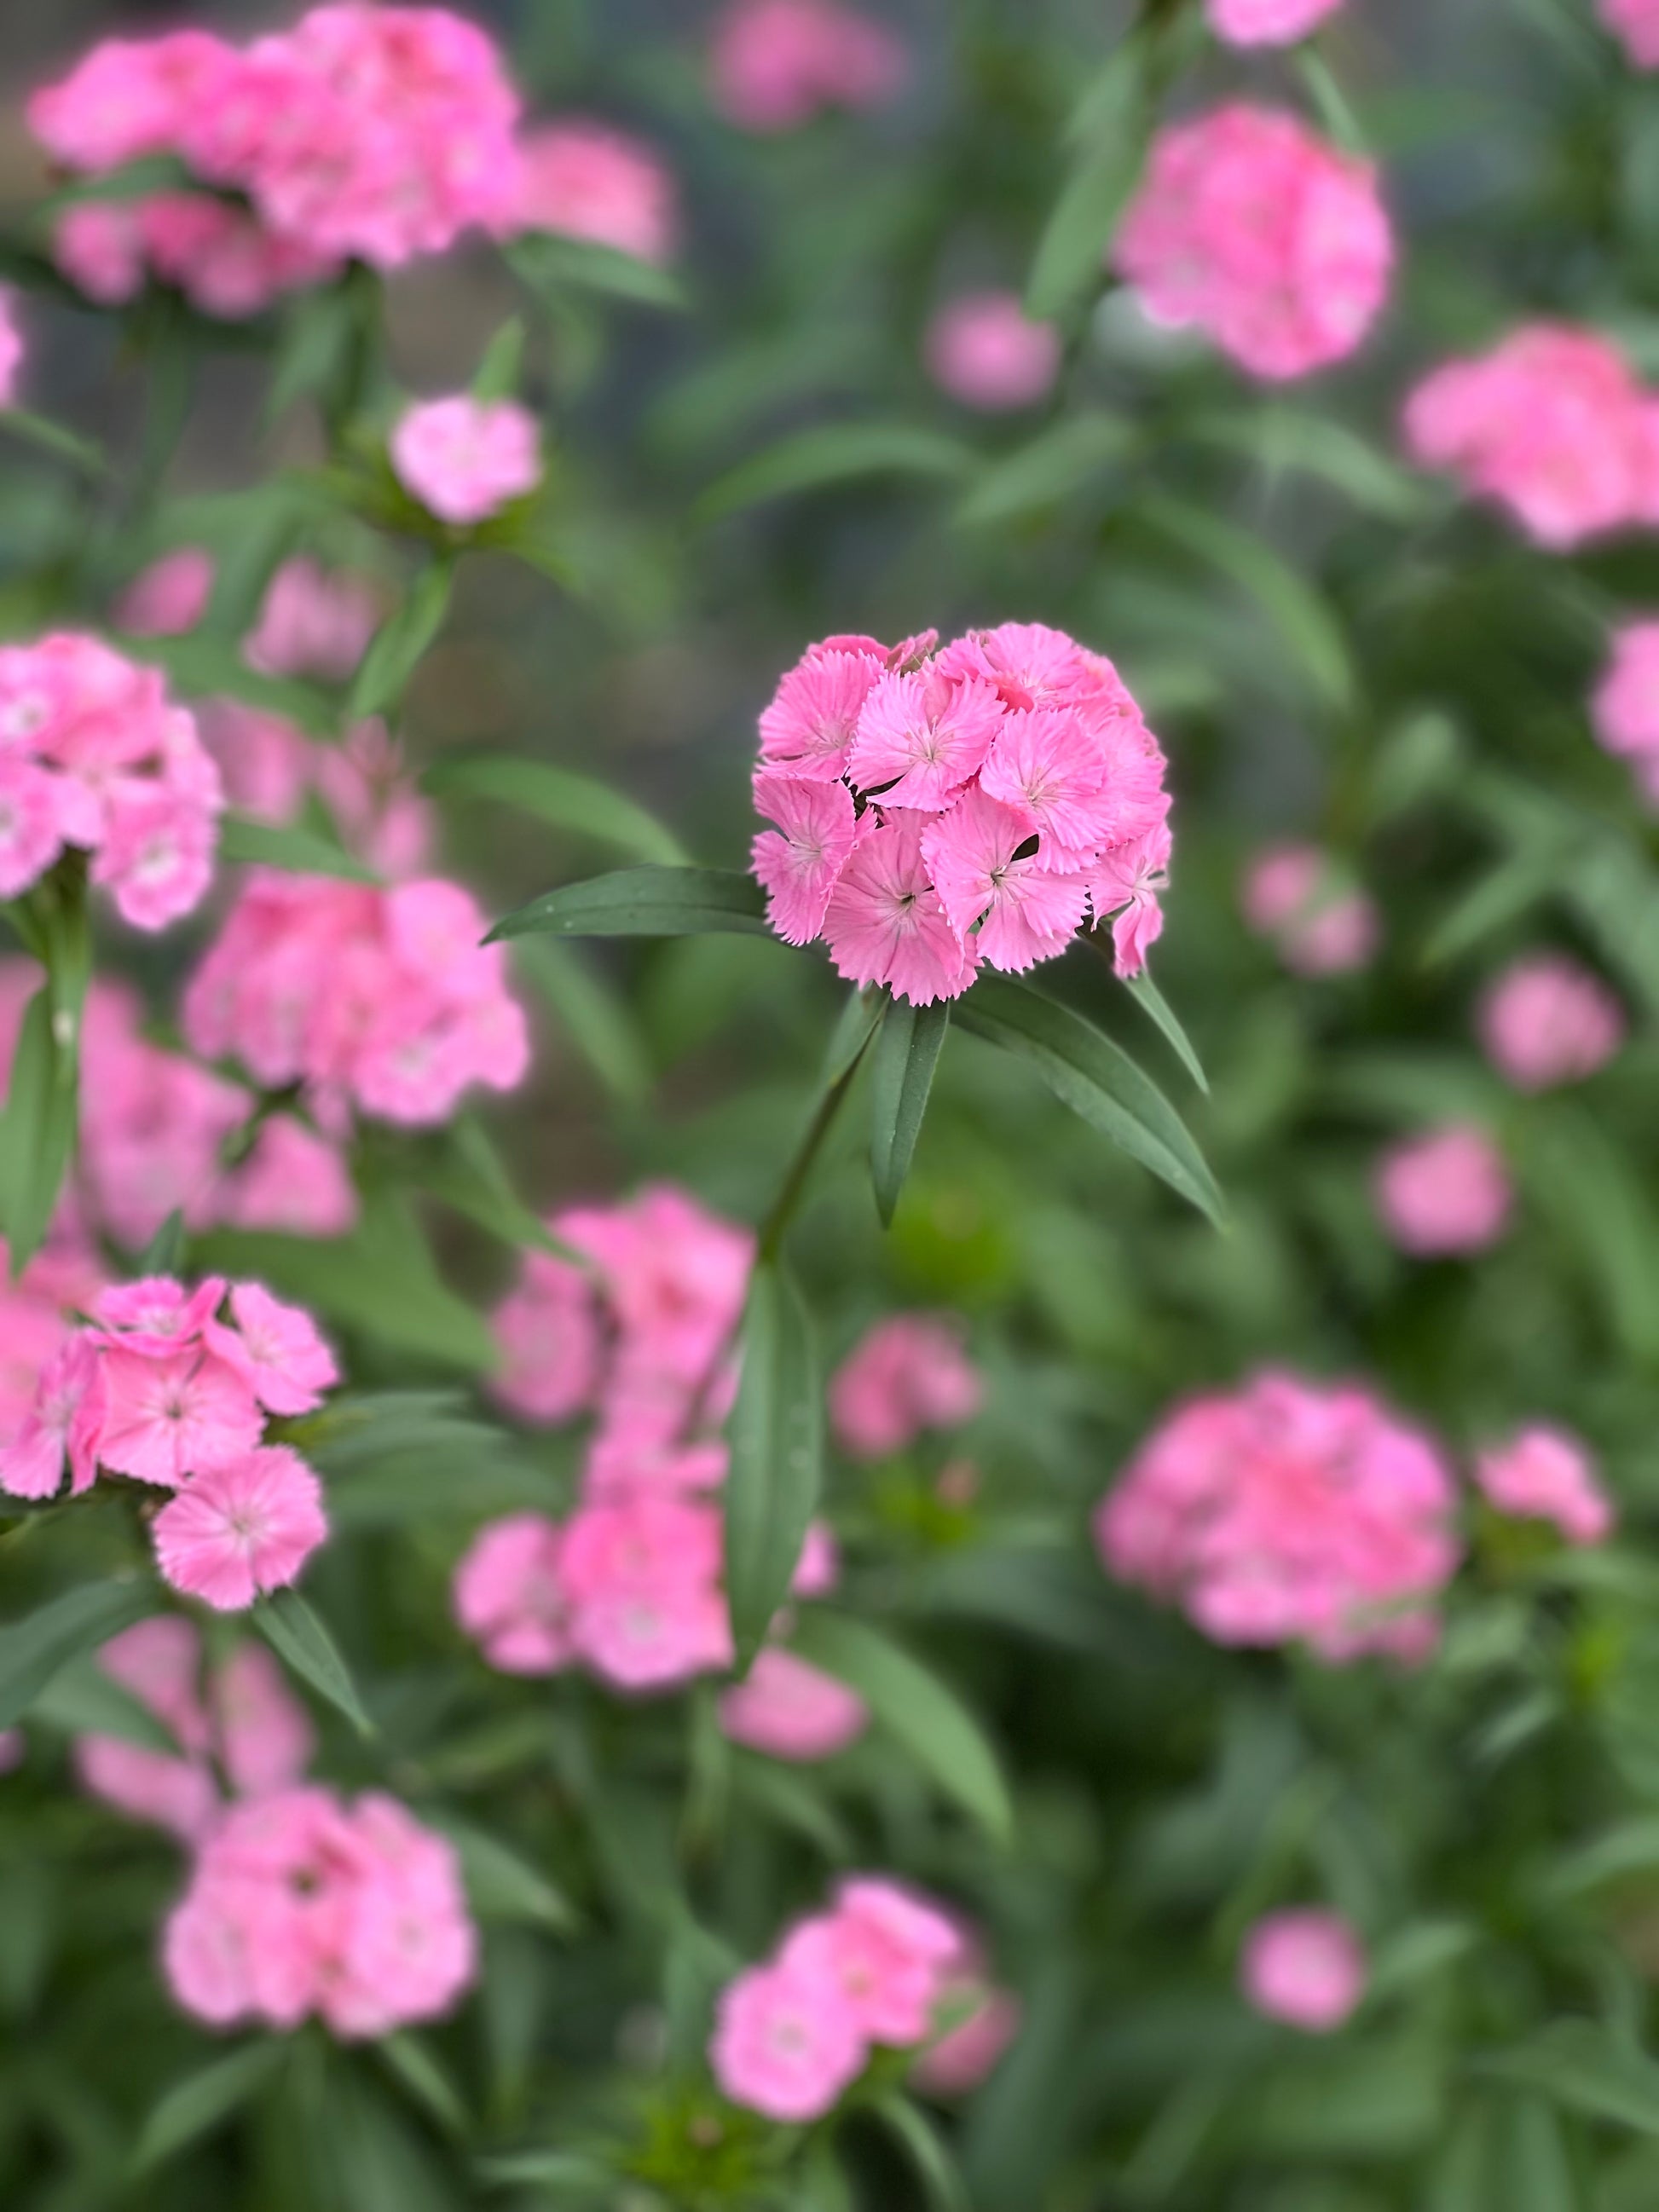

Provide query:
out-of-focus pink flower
left=1404, top=325, right=1659, bottom=549
left=709, top=1961, right=867, bottom=2119
left=562, top=1493, right=733, bottom=1689
left=53, top=203, right=147, bottom=306
left=0, top=1730, right=23, bottom=1774
left=152, top=1446, right=329, bottom=1611
left=1208, top=0, right=1344, bottom=43
left=1373, top=1123, right=1512, bottom=1256
left=499, top=118, right=677, bottom=263
left=1097, top=1370, right=1459, bottom=1662
left=390, top=396, right=543, bottom=527
left=718, top=1648, right=869, bottom=1761
left=1478, top=954, right=1623, bottom=1091
left=28, top=32, right=234, bottom=171
left=1241, top=1909, right=1367, bottom=2031
left=1241, top=844, right=1379, bottom=975
left=781, top=1879, right=961, bottom=2046
left=1602, top=0, right=1659, bottom=66
left=137, top=191, right=342, bottom=318
left=453, top=1512, right=571, bottom=1673
left=1116, top=104, right=1392, bottom=380
left=206, top=1284, right=339, bottom=1418
left=217, top=1116, right=361, bottom=1240
left=244, top=557, right=380, bottom=683
left=912, top=1979, right=1023, bottom=2095
left=708, top=0, right=906, bottom=133
left=0, top=1229, right=102, bottom=1460
left=1593, top=619, right=1659, bottom=805
left=115, top=548, right=216, bottom=639
left=0, top=289, right=24, bottom=409
left=1475, top=1425, right=1614, bottom=1545
left=491, top=1254, right=604, bottom=1427
left=203, top=704, right=433, bottom=881
left=830, top=1315, right=983, bottom=1459
left=924, top=292, right=1061, bottom=412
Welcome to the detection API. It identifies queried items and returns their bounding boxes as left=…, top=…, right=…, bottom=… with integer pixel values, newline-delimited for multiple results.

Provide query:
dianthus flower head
left=244, top=557, right=380, bottom=683
left=1096, top=1370, right=1459, bottom=1661
left=498, top=118, right=678, bottom=263
left=1241, top=844, right=1379, bottom=975
left=780, top=1877, right=962, bottom=2046
left=1207, top=0, right=1344, bottom=43
left=390, top=396, right=543, bottom=528
left=1373, top=1123, right=1512, bottom=1256
left=1475, top=1424, right=1614, bottom=1546
left=453, top=1511, right=572, bottom=1673
left=830, top=1314, right=983, bottom=1459
left=718, top=1647, right=869, bottom=1761
left=708, top=0, right=906, bottom=133
left=1601, top=0, right=1659, bottom=67
left=152, top=1446, right=329, bottom=1611
left=709, top=1961, right=867, bottom=2120
left=1116, top=104, right=1392, bottom=380
left=1478, top=954, right=1623, bottom=1090
left=1241, top=1909, right=1367, bottom=2031
left=924, top=292, right=1061, bottom=412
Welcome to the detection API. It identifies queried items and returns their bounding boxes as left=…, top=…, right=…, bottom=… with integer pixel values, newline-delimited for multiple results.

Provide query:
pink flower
left=924, top=292, right=1061, bottom=412
left=1475, top=1425, right=1614, bottom=1545
left=491, top=1254, right=604, bottom=1425
left=1478, top=955, right=1623, bottom=1090
left=1097, top=1370, right=1459, bottom=1662
left=52, top=203, right=147, bottom=306
left=453, top=1513, right=572, bottom=1673
left=912, top=1980, right=1023, bottom=2096
left=92, top=780, right=221, bottom=931
left=322, top=1793, right=477, bottom=2038
left=0, top=289, right=24, bottom=411
left=212, top=1642, right=315, bottom=1796
left=152, top=1446, right=329, bottom=1611
left=849, top=670, right=1004, bottom=812
left=245, top=558, right=380, bottom=683
left=1116, top=104, right=1392, bottom=380
left=0, top=1337, right=104, bottom=1501
left=1602, top=0, right=1659, bottom=66
left=115, top=548, right=216, bottom=639
left=1241, top=1909, right=1367, bottom=2031
left=1593, top=619, right=1659, bottom=803
left=0, top=755, right=65, bottom=898
left=922, top=786, right=1089, bottom=973
left=1242, top=844, right=1379, bottom=975
left=1404, top=325, right=1659, bottom=549
left=1374, top=1123, right=1512, bottom=1256
left=751, top=773, right=866, bottom=944
left=217, top=1117, right=361, bottom=1240
left=708, top=0, right=906, bottom=133
left=207, top=1283, right=339, bottom=1418
left=823, top=818, right=980, bottom=1005
left=780, top=1878, right=961, bottom=2046
left=1208, top=0, right=1344, bottom=43
left=562, top=1494, right=732, bottom=1689
left=390, top=396, right=544, bottom=528
left=500, top=118, right=677, bottom=263
left=95, top=1346, right=263, bottom=1488
left=28, top=32, right=234, bottom=171
left=830, top=1316, right=983, bottom=1459
left=718, top=1647, right=869, bottom=1761
left=710, top=1961, right=867, bottom=2120
left=758, top=643, right=886, bottom=783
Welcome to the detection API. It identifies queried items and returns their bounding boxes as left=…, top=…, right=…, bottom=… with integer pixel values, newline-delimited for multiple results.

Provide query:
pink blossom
left=1478, top=955, right=1623, bottom=1091
left=0, top=756, right=65, bottom=898
left=245, top=558, right=380, bottom=683
left=28, top=32, right=234, bottom=171
left=491, top=1254, right=604, bottom=1425
left=0, top=1337, right=104, bottom=1502
left=1242, top=844, right=1379, bottom=975
left=718, top=1648, right=869, bottom=1760
left=562, top=1494, right=732, bottom=1689
left=1096, top=1370, right=1459, bottom=1662
left=137, top=191, right=342, bottom=319
left=758, top=644, right=885, bottom=783
left=0, top=1232, right=104, bottom=1473
left=823, top=817, right=980, bottom=1004
left=207, top=1283, right=339, bottom=1418
left=152, top=1446, right=329, bottom=1611
left=779, top=1878, right=960, bottom=2046
left=0, top=289, right=24, bottom=410
left=708, top=0, right=906, bottom=133
left=1602, top=0, right=1659, bottom=66
left=849, top=670, right=1004, bottom=811
left=216, top=1116, right=361, bottom=1240
left=500, top=119, right=677, bottom=263
left=924, top=292, right=1061, bottom=412
left=92, top=780, right=220, bottom=930
left=792, top=1519, right=840, bottom=1597
left=115, top=548, right=216, bottom=639
left=1241, top=1909, right=1367, bottom=2031
left=1403, top=325, right=1658, bottom=549
left=53, top=204, right=147, bottom=306
left=830, top=1315, right=983, bottom=1459
left=453, top=1512, right=571, bottom=1673
left=1593, top=619, right=1659, bottom=802
left=752, top=773, right=866, bottom=944
left=212, top=1643, right=315, bottom=1797
left=1208, top=0, right=1344, bottom=44
left=1116, top=105, right=1392, bottom=379
left=923, top=787, right=1089, bottom=973
left=390, top=396, right=544, bottom=527
left=709, top=1961, right=867, bottom=2119
left=95, top=1346, right=263, bottom=1488
left=1373, top=1123, right=1512, bottom=1256
left=912, top=1980, right=1023, bottom=2096
left=1475, top=1425, right=1614, bottom=1545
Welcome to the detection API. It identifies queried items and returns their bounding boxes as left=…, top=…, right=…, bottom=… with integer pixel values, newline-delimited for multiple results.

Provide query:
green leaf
left=393, top=1117, right=577, bottom=1260
left=425, top=1811, right=580, bottom=1932
left=1521, top=1107, right=1659, bottom=1363
left=218, top=812, right=383, bottom=885
left=124, top=632, right=336, bottom=735
left=31, top=1653, right=178, bottom=1754
left=506, top=230, right=689, bottom=312
left=488, top=864, right=769, bottom=945
left=1121, top=967, right=1208, bottom=1093
left=1422, top=845, right=1565, bottom=967
left=377, top=2033, right=469, bottom=2139
left=0, top=1581, right=157, bottom=1733
left=512, top=938, right=653, bottom=1106
left=136, top=1207, right=188, bottom=1279
left=957, top=412, right=1134, bottom=528
left=870, top=997, right=950, bottom=1227
left=38, top=153, right=196, bottom=215
left=1187, top=406, right=1431, bottom=520
left=252, top=1590, right=374, bottom=1738
left=874, top=2094, right=971, bottom=2212
left=478, top=2149, right=615, bottom=2197
left=350, top=558, right=454, bottom=719
left=0, top=871, right=90, bottom=1273
left=791, top=1610, right=1014, bottom=1845
left=130, top=2042, right=286, bottom=2175
left=472, top=316, right=526, bottom=401
left=423, top=753, right=686, bottom=865
left=0, top=408, right=107, bottom=477
left=954, top=975, right=1225, bottom=1226
left=1473, top=2020, right=1659, bottom=2135
left=724, top=1261, right=823, bottom=1670
left=1026, top=46, right=1147, bottom=321
left=698, top=422, right=974, bottom=521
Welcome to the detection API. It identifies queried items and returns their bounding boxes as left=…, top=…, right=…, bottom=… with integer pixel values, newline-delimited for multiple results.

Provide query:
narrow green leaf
left=512, top=938, right=653, bottom=1106
left=423, top=753, right=687, bottom=865
left=0, top=985, right=77, bottom=1273
left=1026, top=46, right=1147, bottom=320
left=1121, top=967, right=1208, bottom=1094
left=1187, top=407, right=1431, bottom=521
left=350, top=558, right=454, bottom=719
left=425, top=1812, right=580, bottom=1932
left=32, top=1653, right=178, bottom=1754
left=875, top=2094, right=972, bottom=2212
left=38, top=153, right=196, bottom=215
left=0, top=1581, right=156, bottom=1733
left=821, top=986, right=885, bottom=1087
left=724, top=1261, right=823, bottom=1670
left=124, top=632, right=336, bottom=735
left=394, top=1117, right=577, bottom=1261
left=1472, top=2020, right=1659, bottom=2134
left=698, top=422, right=974, bottom=522
left=870, top=997, right=950, bottom=1227
left=252, top=1589, right=374, bottom=1738
left=488, top=864, right=769, bottom=945
left=1422, top=845, right=1566, bottom=967
left=136, top=1207, right=188, bottom=1279
left=0, top=408, right=107, bottom=476
left=506, top=230, right=689, bottom=311
left=954, top=974, right=1225, bottom=1226
left=130, top=2042, right=286, bottom=2174
left=472, top=317, right=526, bottom=401
left=790, top=1610, right=1014, bottom=1845
left=378, top=2033, right=469, bottom=2139
left=478, top=2148, right=615, bottom=2195
left=218, top=812, right=383, bottom=885
left=957, top=412, right=1133, bottom=528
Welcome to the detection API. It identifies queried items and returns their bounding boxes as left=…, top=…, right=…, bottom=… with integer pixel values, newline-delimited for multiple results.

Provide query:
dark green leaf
left=488, top=864, right=769, bottom=944
left=0, top=1580, right=156, bottom=1733
left=136, top=1207, right=188, bottom=1278
left=1187, top=406, right=1431, bottom=521
left=698, top=422, right=974, bottom=521
left=506, top=231, right=689, bottom=312
left=874, top=2095, right=971, bottom=2212
left=478, top=2149, right=615, bottom=2196
left=870, top=997, right=950, bottom=1227
left=394, top=1117, right=578, bottom=1260
left=252, top=1589, right=374, bottom=1738
left=350, top=558, right=454, bottom=719
left=1026, top=46, right=1147, bottom=321
left=423, top=753, right=686, bottom=865
left=724, top=1261, right=822, bottom=1670
left=130, top=2042, right=286, bottom=2175
left=1422, top=846, right=1565, bottom=967
left=472, top=317, right=526, bottom=401
left=425, top=1811, right=581, bottom=1932
left=957, top=412, right=1134, bottom=527
left=1122, top=967, right=1208, bottom=1094
left=0, top=409, right=107, bottom=476
left=218, top=812, right=382, bottom=885
left=0, top=985, right=77, bottom=1275
left=1474, top=2020, right=1659, bottom=2134
left=38, top=153, right=196, bottom=215
left=377, top=2033, right=469, bottom=2139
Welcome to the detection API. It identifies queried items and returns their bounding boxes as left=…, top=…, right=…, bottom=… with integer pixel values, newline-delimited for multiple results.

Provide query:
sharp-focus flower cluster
left=1404, top=325, right=1659, bottom=548
left=1373, top=1123, right=1512, bottom=1256
left=1593, top=620, right=1659, bottom=801
left=1207, top=0, right=1345, bottom=44
left=75, top=1617, right=313, bottom=1842
left=924, top=292, right=1061, bottom=412
left=1241, top=844, right=1379, bottom=975
left=708, top=0, right=906, bottom=133
left=828, top=1314, right=983, bottom=1459
left=1241, top=1909, right=1367, bottom=2031
left=0, top=288, right=23, bottom=407
left=711, top=1877, right=967, bottom=2121
left=751, top=623, right=1171, bottom=1004
left=1478, top=954, right=1624, bottom=1092
left=1115, top=105, right=1392, bottom=381
left=183, top=871, right=529, bottom=1128
left=1096, top=1371, right=1460, bottom=1661
left=1601, top=0, right=1659, bottom=67
left=164, top=1785, right=476, bottom=2037
left=495, top=119, right=678, bottom=265
left=0, top=632, right=222, bottom=927
left=0, top=1274, right=336, bottom=1611
left=1475, top=1425, right=1614, bottom=1546
left=390, top=396, right=544, bottom=528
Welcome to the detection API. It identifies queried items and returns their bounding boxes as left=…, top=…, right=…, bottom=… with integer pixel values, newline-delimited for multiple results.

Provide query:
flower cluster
left=204, top=708, right=434, bottom=881
left=164, top=1785, right=476, bottom=2037
left=1096, top=1370, right=1460, bottom=1661
left=118, top=550, right=380, bottom=687
left=1207, top=0, right=1344, bottom=45
left=0, top=1274, right=336, bottom=1611
left=1478, top=954, right=1623, bottom=1092
left=710, top=1877, right=966, bottom=2120
left=1115, top=105, right=1392, bottom=381
left=1373, top=1124, right=1512, bottom=1256
left=390, top=396, right=544, bottom=528
left=1474, top=1425, right=1614, bottom=1546
left=0, top=632, right=221, bottom=927
left=751, top=622, right=1171, bottom=1005
left=496, top=119, right=678, bottom=265
left=1241, top=1909, right=1367, bottom=2031
left=1404, top=324, right=1659, bottom=548
left=183, top=871, right=529, bottom=1129
left=1241, top=845, right=1379, bottom=975
left=1593, top=620, right=1659, bottom=802
left=828, top=1314, right=983, bottom=1459
left=924, top=292, right=1061, bottom=412
left=1601, top=0, right=1659, bottom=67
left=75, top=1617, right=312, bottom=1842
left=708, top=0, right=906, bottom=133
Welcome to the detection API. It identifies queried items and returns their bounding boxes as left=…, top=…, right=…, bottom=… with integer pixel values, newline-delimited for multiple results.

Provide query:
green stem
left=755, top=1019, right=879, bottom=1262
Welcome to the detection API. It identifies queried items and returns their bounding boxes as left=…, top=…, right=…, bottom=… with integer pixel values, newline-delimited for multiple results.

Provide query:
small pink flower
left=0, top=1337, right=102, bottom=1501
left=1241, top=1909, right=1367, bottom=2031
left=758, top=644, right=886, bottom=783
left=1207, top=0, right=1344, bottom=44
left=0, top=755, right=65, bottom=898
left=822, top=818, right=980, bottom=1006
left=28, top=32, right=234, bottom=172
left=95, top=1346, right=263, bottom=1488
left=0, top=289, right=24, bottom=411
left=922, top=785, right=1090, bottom=973
left=1242, top=844, right=1379, bottom=975
left=1373, top=1123, right=1512, bottom=1256
left=1475, top=1425, right=1614, bottom=1545
left=244, top=557, right=379, bottom=683
left=1593, top=619, right=1659, bottom=801
left=90, top=779, right=221, bottom=933
left=152, top=1446, right=328, bottom=1611
left=924, top=292, right=1061, bottom=412
left=1478, top=955, right=1623, bottom=1091
left=849, top=670, right=1004, bottom=812
left=751, top=772, right=865, bottom=945
left=912, top=1979, right=1023, bottom=2096
left=708, top=0, right=906, bottom=133
left=501, top=118, right=677, bottom=264
left=1602, top=0, right=1659, bottom=66
left=490, top=1254, right=604, bottom=1426
left=207, top=1282, right=339, bottom=1418
left=718, top=1648, right=869, bottom=1761
left=830, top=1315, right=983, bottom=1459
left=453, top=1513, right=571, bottom=1674
left=709, top=1961, right=867, bottom=2120
left=390, top=396, right=543, bottom=527
left=781, top=1878, right=961, bottom=2046
left=52, top=203, right=147, bottom=306
left=217, top=1117, right=361, bottom=1240
left=114, top=548, right=216, bottom=639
